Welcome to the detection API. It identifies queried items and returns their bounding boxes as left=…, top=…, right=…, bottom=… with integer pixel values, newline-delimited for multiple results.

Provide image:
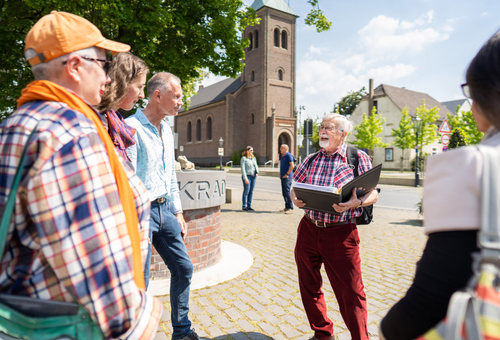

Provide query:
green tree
left=333, top=87, right=367, bottom=117
left=391, top=106, right=414, bottom=172
left=310, top=117, right=322, bottom=150
left=304, top=0, right=332, bottom=33
left=0, top=0, right=330, bottom=118
left=352, top=107, right=389, bottom=153
left=414, top=100, right=440, bottom=149
left=448, top=127, right=468, bottom=149
left=447, top=107, right=484, bottom=145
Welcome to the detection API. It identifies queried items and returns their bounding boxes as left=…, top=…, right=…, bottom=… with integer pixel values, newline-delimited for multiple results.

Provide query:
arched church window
left=196, top=119, right=202, bottom=142
left=278, top=69, right=283, bottom=81
left=207, top=117, right=212, bottom=141
left=251, top=71, right=255, bottom=82
left=254, top=30, right=259, bottom=48
left=248, top=32, right=253, bottom=50
left=251, top=113, right=255, bottom=125
left=274, top=28, right=280, bottom=47
left=281, top=31, right=288, bottom=50
left=187, top=121, right=192, bottom=143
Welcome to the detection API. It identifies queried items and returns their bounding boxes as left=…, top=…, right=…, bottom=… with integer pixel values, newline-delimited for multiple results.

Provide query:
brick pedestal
left=149, top=206, right=222, bottom=280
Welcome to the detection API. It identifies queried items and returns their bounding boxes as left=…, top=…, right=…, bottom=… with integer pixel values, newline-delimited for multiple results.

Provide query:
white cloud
left=308, top=45, right=324, bottom=55
left=366, top=64, right=416, bottom=81
left=358, top=12, right=448, bottom=56
left=443, top=24, right=454, bottom=33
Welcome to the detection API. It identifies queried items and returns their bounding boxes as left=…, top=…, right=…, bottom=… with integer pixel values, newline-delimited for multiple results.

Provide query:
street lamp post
left=219, top=137, right=224, bottom=171
left=413, top=116, right=422, bottom=187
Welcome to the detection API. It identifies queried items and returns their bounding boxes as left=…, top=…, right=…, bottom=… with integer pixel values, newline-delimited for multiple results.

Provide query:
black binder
left=293, top=164, right=382, bottom=215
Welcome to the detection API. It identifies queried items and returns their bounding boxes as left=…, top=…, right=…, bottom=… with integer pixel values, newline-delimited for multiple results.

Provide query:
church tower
left=244, top=0, right=298, bottom=164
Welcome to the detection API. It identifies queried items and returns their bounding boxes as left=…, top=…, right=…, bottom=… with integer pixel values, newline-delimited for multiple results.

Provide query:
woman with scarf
left=97, top=52, right=148, bottom=164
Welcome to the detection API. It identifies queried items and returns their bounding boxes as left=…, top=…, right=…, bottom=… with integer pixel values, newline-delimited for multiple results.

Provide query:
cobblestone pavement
left=154, top=191, right=427, bottom=340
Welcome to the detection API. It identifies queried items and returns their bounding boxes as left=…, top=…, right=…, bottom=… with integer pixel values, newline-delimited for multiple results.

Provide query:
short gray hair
left=29, top=46, right=101, bottom=80
left=147, top=72, right=181, bottom=97
left=322, top=113, right=354, bottom=134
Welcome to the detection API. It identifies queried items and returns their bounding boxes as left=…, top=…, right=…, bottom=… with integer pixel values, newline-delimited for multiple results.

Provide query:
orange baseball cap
left=25, top=11, right=130, bottom=66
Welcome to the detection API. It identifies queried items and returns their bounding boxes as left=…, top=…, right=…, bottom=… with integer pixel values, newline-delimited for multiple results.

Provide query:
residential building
left=348, top=82, right=452, bottom=170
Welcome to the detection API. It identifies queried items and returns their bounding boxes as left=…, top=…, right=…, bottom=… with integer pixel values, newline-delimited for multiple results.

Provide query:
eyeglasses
left=62, top=56, right=113, bottom=75
left=461, top=83, right=471, bottom=99
left=319, top=125, right=342, bottom=133
left=247, top=148, right=253, bottom=152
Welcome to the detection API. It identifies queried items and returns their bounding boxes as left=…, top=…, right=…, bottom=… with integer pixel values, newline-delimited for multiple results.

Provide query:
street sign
left=439, top=118, right=451, bottom=134
left=218, top=147, right=224, bottom=156
left=443, top=146, right=448, bottom=152
left=441, top=133, right=450, bottom=146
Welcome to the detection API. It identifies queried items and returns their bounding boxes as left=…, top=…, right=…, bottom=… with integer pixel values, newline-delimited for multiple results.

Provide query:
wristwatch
left=357, top=198, right=363, bottom=208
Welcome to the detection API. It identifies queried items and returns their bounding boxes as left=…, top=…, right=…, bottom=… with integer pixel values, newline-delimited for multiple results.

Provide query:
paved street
left=224, top=173, right=422, bottom=210
left=154, top=191, right=427, bottom=340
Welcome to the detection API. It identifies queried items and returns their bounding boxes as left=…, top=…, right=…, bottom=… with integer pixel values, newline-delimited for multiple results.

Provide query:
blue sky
left=201, top=0, right=500, bottom=120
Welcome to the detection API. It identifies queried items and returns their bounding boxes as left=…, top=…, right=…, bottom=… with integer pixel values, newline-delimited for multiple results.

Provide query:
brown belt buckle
left=315, top=220, right=326, bottom=228
left=157, top=197, right=166, bottom=204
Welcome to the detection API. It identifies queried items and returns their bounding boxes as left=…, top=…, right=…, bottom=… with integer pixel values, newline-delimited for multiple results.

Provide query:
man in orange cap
left=0, top=11, right=162, bottom=339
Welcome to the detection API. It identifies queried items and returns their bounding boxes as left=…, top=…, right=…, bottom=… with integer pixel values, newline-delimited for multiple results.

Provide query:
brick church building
left=174, top=0, right=298, bottom=166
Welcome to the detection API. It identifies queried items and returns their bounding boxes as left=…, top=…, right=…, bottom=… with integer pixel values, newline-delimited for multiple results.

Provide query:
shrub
left=231, top=150, right=241, bottom=165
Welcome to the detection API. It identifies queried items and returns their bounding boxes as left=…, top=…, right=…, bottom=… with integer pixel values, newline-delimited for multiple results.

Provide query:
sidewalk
left=154, top=191, right=426, bottom=340
left=225, top=167, right=424, bottom=186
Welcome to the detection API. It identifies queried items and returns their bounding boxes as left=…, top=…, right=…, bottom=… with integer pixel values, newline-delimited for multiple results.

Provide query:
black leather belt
left=305, top=214, right=355, bottom=228
left=153, top=197, right=166, bottom=204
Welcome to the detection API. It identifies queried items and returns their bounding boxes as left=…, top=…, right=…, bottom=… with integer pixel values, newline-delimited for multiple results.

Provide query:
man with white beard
left=291, top=113, right=378, bottom=340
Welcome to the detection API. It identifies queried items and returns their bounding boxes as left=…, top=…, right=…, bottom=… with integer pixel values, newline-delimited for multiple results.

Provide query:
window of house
left=254, top=30, right=259, bottom=48
left=274, top=28, right=280, bottom=47
left=385, top=148, right=394, bottom=161
left=207, top=117, right=212, bottom=141
left=251, top=113, right=255, bottom=125
left=187, top=121, right=192, bottom=143
left=281, top=30, right=287, bottom=50
left=196, top=119, right=201, bottom=142
left=278, top=69, right=283, bottom=81
left=248, top=32, right=253, bottom=50
left=251, top=71, right=255, bottom=82
left=373, top=100, right=378, bottom=114
left=385, top=123, right=393, bottom=136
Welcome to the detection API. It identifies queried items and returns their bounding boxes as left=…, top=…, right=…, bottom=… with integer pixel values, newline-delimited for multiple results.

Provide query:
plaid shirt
left=0, top=100, right=162, bottom=339
left=293, top=143, right=372, bottom=223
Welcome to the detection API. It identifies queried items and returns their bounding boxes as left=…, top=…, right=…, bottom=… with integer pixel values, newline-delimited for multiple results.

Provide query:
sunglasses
left=461, top=83, right=471, bottom=99
left=62, top=55, right=113, bottom=75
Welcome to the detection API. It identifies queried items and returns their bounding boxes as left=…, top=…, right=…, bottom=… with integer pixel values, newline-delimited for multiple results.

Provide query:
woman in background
left=241, top=146, right=259, bottom=211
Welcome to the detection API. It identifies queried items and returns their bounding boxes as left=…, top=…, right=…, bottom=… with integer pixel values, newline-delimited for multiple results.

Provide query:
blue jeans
left=281, top=177, right=293, bottom=210
left=242, top=175, right=257, bottom=209
left=144, top=201, right=193, bottom=339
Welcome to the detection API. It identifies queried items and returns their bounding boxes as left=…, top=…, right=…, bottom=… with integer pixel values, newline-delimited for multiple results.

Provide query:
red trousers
left=294, top=216, right=369, bottom=340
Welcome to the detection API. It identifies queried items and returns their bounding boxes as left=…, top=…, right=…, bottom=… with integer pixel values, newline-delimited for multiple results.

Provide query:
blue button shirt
left=126, top=108, right=182, bottom=213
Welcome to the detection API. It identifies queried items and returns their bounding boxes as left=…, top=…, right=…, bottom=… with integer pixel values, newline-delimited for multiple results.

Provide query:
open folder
left=293, top=163, right=382, bottom=215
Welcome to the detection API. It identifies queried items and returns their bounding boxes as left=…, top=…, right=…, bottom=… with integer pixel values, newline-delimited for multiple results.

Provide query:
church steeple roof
left=250, top=0, right=298, bottom=16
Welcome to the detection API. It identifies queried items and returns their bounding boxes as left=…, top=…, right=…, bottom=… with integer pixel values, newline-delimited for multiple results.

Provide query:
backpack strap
left=305, top=152, right=320, bottom=170
left=346, top=146, right=359, bottom=177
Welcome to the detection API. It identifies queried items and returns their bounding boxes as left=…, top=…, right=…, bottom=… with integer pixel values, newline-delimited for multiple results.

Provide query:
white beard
left=319, top=140, right=329, bottom=148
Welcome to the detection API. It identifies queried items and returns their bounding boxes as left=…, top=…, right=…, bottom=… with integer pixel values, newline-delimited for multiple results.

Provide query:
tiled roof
left=250, top=0, right=298, bottom=16
left=180, top=76, right=245, bottom=112
left=365, top=84, right=452, bottom=119
left=441, top=99, right=469, bottom=114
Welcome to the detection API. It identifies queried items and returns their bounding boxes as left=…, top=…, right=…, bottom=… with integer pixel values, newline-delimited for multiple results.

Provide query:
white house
left=441, top=98, right=472, bottom=115
left=348, top=82, right=452, bottom=170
